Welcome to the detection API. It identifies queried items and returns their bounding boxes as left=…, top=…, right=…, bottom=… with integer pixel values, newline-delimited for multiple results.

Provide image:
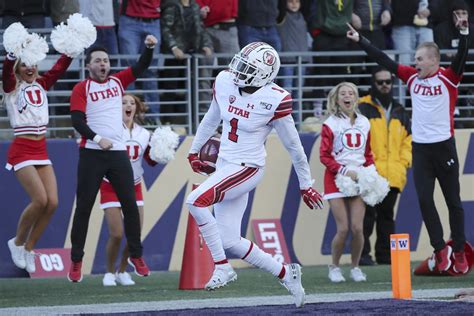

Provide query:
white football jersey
left=321, top=113, right=372, bottom=171
left=123, top=123, right=151, bottom=184
left=213, top=71, right=292, bottom=167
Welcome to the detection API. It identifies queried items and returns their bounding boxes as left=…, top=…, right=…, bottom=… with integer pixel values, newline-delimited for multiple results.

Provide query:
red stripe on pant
left=194, top=167, right=257, bottom=207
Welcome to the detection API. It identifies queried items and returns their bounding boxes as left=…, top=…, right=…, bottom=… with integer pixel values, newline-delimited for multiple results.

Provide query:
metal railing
left=1, top=49, right=474, bottom=139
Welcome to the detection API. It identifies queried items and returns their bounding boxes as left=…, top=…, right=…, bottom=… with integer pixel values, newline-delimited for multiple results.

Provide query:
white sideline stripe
left=0, top=288, right=465, bottom=316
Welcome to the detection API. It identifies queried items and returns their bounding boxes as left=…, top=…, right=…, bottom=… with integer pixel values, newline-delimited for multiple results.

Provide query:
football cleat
left=205, top=263, right=237, bottom=290
left=280, top=263, right=305, bottom=308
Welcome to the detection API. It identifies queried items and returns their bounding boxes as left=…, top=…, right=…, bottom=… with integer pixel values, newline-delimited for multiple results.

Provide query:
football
left=199, top=136, right=220, bottom=174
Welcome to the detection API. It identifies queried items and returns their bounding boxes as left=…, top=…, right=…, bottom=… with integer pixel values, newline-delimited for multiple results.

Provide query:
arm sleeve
left=358, top=36, right=398, bottom=74
left=319, top=124, right=345, bottom=174
left=269, top=93, right=293, bottom=122
left=189, top=97, right=222, bottom=153
left=71, top=110, right=97, bottom=140
left=37, top=54, right=73, bottom=90
left=273, top=115, right=313, bottom=189
left=450, top=34, right=469, bottom=77
left=131, top=47, right=154, bottom=78
left=2, top=53, right=17, bottom=93
left=363, top=131, right=375, bottom=166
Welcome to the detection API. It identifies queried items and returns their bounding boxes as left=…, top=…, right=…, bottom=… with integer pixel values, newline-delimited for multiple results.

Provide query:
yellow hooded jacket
left=358, top=95, right=412, bottom=191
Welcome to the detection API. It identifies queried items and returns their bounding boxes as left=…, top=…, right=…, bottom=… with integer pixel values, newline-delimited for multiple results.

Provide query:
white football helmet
left=229, top=42, right=280, bottom=88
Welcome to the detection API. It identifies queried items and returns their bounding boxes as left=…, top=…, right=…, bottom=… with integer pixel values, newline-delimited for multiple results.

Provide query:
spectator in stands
left=304, top=0, right=356, bottom=117
left=2, top=0, right=48, bottom=29
left=319, top=82, right=373, bottom=283
left=67, top=35, right=157, bottom=282
left=431, top=0, right=474, bottom=26
left=391, top=0, right=433, bottom=65
left=80, top=0, right=119, bottom=56
left=160, top=0, right=213, bottom=120
left=434, top=0, right=474, bottom=129
left=347, top=13, right=470, bottom=275
left=195, top=0, right=239, bottom=112
left=3, top=48, right=73, bottom=274
left=49, top=0, right=79, bottom=26
left=358, top=67, right=412, bottom=266
left=352, top=0, right=391, bottom=49
left=277, top=0, right=310, bottom=103
left=237, top=0, right=285, bottom=50
left=100, top=94, right=157, bottom=287
left=196, top=0, right=239, bottom=58
left=118, top=0, right=161, bottom=118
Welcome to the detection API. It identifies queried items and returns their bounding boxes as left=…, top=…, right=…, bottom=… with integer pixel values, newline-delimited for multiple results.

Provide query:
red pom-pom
left=199, top=136, right=220, bottom=174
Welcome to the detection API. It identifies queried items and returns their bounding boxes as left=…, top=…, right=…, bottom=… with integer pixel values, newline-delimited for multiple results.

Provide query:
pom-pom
left=335, top=173, right=359, bottom=197
left=20, top=33, right=49, bottom=66
left=149, top=126, right=180, bottom=164
left=51, top=13, right=96, bottom=57
left=3, top=22, right=29, bottom=56
left=358, top=165, right=390, bottom=206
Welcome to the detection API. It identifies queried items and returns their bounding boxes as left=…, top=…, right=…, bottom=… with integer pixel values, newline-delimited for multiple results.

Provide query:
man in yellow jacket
left=358, top=66, right=412, bottom=265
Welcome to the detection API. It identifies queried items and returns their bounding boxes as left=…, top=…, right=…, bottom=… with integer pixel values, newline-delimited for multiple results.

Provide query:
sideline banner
left=252, top=219, right=291, bottom=264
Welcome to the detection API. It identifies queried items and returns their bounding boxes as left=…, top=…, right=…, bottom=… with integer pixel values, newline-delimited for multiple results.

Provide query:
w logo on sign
left=398, top=238, right=409, bottom=250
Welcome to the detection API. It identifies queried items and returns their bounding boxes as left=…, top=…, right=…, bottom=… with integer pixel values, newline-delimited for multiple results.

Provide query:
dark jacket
left=160, top=0, right=213, bottom=53
left=358, top=94, right=412, bottom=190
left=237, top=0, right=286, bottom=27
left=307, top=0, right=354, bottom=36
left=353, top=0, right=391, bottom=32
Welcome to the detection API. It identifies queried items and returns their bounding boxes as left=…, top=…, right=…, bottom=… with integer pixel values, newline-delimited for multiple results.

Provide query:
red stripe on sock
left=278, top=266, right=286, bottom=279
left=242, top=242, right=254, bottom=260
left=214, top=259, right=228, bottom=265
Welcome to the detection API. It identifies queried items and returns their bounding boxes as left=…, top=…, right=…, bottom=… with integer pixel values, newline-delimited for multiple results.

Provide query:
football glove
left=187, top=153, right=213, bottom=175
left=300, top=187, right=324, bottom=210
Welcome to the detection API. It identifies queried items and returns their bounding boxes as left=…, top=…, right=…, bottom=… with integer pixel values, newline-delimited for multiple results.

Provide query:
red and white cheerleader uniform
left=3, top=53, right=72, bottom=171
left=99, top=123, right=157, bottom=209
left=319, top=112, right=375, bottom=200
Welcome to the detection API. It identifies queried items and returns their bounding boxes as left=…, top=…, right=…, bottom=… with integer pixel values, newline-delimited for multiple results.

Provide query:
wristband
left=93, top=135, right=102, bottom=143
left=460, top=28, right=469, bottom=35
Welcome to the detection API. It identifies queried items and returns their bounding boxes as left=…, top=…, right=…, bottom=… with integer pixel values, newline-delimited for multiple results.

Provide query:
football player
left=186, top=42, right=324, bottom=308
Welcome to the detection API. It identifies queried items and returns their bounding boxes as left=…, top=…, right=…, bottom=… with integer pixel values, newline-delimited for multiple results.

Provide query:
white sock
left=188, top=204, right=226, bottom=262
left=227, top=238, right=283, bottom=277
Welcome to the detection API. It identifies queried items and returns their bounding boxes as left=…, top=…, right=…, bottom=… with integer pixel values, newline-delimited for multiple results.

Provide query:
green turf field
left=0, top=264, right=472, bottom=308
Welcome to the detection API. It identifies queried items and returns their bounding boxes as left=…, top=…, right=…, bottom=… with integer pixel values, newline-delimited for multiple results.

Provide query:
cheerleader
left=319, top=82, right=374, bottom=283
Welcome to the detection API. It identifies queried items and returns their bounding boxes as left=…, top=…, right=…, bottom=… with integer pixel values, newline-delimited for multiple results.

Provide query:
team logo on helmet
left=263, top=50, right=276, bottom=66
left=229, top=95, right=236, bottom=104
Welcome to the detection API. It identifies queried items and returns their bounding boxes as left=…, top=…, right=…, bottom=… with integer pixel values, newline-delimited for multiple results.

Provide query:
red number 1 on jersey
left=228, top=118, right=239, bottom=142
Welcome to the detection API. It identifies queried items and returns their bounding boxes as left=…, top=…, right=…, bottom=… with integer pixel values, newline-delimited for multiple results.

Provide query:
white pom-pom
left=51, top=13, right=96, bottom=57
left=335, top=173, right=359, bottom=197
left=149, top=126, right=180, bottom=164
left=20, top=33, right=49, bottom=66
left=3, top=22, right=29, bottom=56
left=358, top=165, right=390, bottom=206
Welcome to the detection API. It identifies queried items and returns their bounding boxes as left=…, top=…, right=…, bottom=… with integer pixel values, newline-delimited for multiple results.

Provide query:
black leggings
left=412, top=137, right=465, bottom=252
left=70, top=148, right=142, bottom=262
